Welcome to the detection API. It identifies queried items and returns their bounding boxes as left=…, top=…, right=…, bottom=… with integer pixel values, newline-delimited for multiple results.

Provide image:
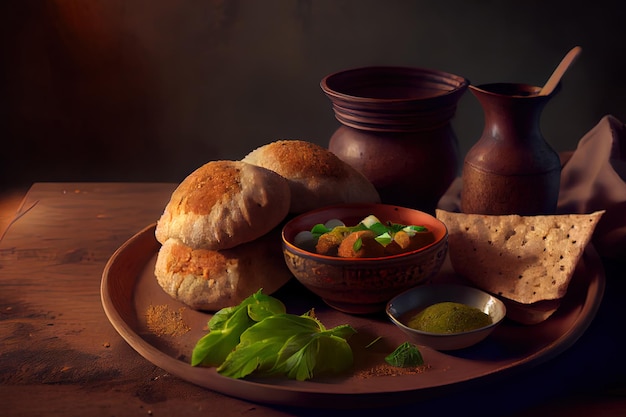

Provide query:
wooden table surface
left=1, top=182, right=625, bottom=417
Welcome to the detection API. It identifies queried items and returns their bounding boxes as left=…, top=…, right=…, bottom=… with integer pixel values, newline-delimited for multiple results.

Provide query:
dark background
left=2, top=0, right=625, bottom=191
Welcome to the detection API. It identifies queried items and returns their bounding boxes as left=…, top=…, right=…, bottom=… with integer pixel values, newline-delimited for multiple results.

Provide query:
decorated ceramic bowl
left=386, top=284, right=506, bottom=350
left=281, top=203, right=448, bottom=314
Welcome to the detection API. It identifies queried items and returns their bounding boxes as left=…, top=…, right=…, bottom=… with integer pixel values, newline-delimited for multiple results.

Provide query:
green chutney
left=407, top=302, right=491, bottom=334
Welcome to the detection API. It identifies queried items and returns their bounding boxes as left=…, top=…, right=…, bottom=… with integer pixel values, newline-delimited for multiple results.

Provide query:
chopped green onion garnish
left=367, top=222, right=389, bottom=236
left=360, top=215, right=381, bottom=229
left=374, top=232, right=392, bottom=246
left=310, top=223, right=331, bottom=237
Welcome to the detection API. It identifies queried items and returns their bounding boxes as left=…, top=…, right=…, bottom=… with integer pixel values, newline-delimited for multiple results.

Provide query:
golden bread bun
left=154, top=228, right=291, bottom=311
left=242, top=140, right=380, bottom=213
left=155, top=160, right=290, bottom=250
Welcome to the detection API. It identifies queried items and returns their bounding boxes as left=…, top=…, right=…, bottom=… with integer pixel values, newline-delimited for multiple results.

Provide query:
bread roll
left=154, top=228, right=291, bottom=311
left=242, top=140, right=380, bottom=213
left=155, top=160, right=290, bottom=250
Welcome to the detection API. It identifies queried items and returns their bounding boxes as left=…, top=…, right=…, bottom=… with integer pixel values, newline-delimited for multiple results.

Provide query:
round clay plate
left=101, top=224, right=605, bottom=409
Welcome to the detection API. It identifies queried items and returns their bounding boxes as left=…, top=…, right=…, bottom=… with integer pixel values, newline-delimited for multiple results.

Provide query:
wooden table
left=1, top=182, right=625, bottom=417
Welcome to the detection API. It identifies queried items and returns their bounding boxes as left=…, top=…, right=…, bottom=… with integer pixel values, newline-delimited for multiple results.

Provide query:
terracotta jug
left=321, top=66, right=468, bottom=214
left=461, top=83, right=561, bottom=215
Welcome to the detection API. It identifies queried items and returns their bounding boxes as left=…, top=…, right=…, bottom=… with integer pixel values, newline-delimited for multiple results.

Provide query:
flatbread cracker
left=435, top=209, right=604, bottom=305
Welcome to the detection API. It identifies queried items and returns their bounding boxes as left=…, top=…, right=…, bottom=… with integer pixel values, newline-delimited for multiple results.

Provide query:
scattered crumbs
left=146, top=304, right=191, bottom=337
left=103, top=342, right=111, bottom=348
left=355, top=364, right=431, bottom=379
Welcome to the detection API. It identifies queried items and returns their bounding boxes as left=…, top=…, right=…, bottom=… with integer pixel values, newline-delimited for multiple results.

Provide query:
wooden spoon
left=539, top=46, right=582, bottom=96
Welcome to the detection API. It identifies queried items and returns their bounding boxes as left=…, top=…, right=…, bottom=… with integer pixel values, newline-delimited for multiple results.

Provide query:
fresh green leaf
left=310, top=333, right=355, bottom=376
left=269, top=318, right=356, bottom=381
left=353, top=237, right=363, bottom=252
left=191, top=306, right=252, bottom=367
left=191, top=290, right=286, bottom=367
left=207, top=305, right=238, bottom=331
left=217, top=314, right=356, bottom=381
left=385, top=342, right=424, bottom=368
left=217, top=314, right=320, bottom=379
left=273, top=332, right=319, bottom=381
left=246, top=292, right=286, bottom=322
left=310, top=223, right=331, bottom=237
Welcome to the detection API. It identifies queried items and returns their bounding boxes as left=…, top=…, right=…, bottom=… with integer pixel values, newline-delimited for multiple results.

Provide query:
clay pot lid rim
left=470, top=82, right=560, bottom=98
left=320, top=65, right=469, bottom=103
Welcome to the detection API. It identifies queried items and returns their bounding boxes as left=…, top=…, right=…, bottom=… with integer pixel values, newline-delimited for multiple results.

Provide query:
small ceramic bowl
left=281, top=203, right=448, bottom=314
left=386, top=284, right=506, bottom=350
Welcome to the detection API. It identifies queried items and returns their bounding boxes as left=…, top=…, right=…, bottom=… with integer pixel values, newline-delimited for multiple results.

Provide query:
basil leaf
left=217, top=314, right=356, bottom=381
left=191, top=306, right=252, bottom=367
left=309, top=333, right=354, bottom=376
left=191, top=290, right=285, bottom=367
left=385, top=342, right=424, bottom=368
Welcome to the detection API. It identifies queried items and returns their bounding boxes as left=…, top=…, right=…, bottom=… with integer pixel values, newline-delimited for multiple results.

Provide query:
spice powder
left=146, top=304, right=191, bottom=337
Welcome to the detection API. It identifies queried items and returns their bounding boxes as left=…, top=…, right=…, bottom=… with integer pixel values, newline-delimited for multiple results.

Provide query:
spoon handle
left=540, top=46, right=582, bottom=96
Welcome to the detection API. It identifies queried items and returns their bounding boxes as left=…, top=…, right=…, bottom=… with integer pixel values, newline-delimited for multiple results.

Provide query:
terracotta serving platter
left=101, top=223, right=605, bottom=409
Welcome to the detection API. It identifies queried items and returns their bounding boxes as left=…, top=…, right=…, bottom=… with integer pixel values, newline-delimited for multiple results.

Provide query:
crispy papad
left=435, top=209, right=604, bottom=306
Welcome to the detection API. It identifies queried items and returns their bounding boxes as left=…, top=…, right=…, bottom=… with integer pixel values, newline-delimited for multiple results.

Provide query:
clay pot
left=321, top=66, right=469, bottom=214
left=461, top=83, right=561, bottom=215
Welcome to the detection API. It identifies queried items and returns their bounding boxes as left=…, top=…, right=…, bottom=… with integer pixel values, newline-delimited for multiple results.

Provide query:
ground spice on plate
left=146, top=304, right=190, bottom=337
left=355, top=364, right=431, bottom=378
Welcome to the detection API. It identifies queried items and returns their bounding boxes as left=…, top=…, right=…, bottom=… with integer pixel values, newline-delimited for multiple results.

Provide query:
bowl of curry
left=281, top=203, right=448, bottom=314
